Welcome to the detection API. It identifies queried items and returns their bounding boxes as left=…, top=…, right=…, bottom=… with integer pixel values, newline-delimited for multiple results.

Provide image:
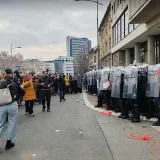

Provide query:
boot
left=5, top=140, right=15, bottom=150
left=131, top=104, right=140, bottom=123
left=47, top=108, right=51, bottom=112
left=118, top=114, right=123, bottom=118
left=146, top=99, right=153, bottom=119
left=122, top=115, right=129, bottom=119
left=153, top=121, right=160, bottom=126
left=153, top=105, right=160, bottom=126
left=131, top=118, right=140, bottom=123
left=42, top=105, right=46, bottom=112
left=95, top=104, right=102, bottom=108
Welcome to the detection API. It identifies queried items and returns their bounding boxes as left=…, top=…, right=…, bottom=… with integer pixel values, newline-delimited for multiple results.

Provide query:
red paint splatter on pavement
left=100, top=111, right=112, bottom=116
left=127, top=134, right=151, bottom=141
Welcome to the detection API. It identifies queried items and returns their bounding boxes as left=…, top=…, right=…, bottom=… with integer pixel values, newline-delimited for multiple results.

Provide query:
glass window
left=112, top=27, right=115, bottom=46
left=125, top=10, right=129, bottom=36
left=118, top=20, right=121, bottom=42
left=121, top=14, right=125, bottom=39
left=155, top=36, right=160, bottom=64
left=112, top=5, right=114, bottom=16
left=114, top=2, right=115, bottom=14
left=129, top=24, right=134, bottom=33
left=115, top=23, right=118, bottom=44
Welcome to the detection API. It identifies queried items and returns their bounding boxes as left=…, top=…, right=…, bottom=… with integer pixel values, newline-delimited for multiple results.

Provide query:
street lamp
left=10, top=43, right=21, bottom=57
left=74, top=0, right=103, bottom=69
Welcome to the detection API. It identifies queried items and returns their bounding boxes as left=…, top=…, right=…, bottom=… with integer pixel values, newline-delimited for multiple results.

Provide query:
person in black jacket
left=58, top=75, right=66, bottom=102
left=0, top=69, right=24, bottom=151
left=38, top=71, right=53, bottom=112
left=13, top=71, right=23, bottom=106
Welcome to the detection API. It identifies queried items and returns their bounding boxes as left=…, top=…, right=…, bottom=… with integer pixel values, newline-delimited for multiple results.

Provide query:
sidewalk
left=82, top=91, right=160, bottom=160
left=83, top=91, right=158, bottom=123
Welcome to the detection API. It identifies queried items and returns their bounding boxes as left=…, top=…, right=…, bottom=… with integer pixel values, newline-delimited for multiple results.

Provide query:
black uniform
left=38, top=76, right=53, bottom=111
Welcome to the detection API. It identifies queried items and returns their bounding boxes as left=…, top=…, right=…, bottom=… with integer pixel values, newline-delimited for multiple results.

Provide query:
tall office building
left=66, top=36, right=91, bottom=60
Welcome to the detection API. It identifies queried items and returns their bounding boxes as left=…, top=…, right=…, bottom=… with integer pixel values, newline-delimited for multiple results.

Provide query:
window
left=125, top=10, right=129, bottom=36
left=155, top=35, right=160, bottom=64
left=94, top=56, right=96, bottom=63
left=114, top=2, right=115, bottom=14
left=112, top=27, right=115, bottom=46
left=117, top=0, right=121, bottom=6
left=112, top=5, right=114, bottom=16
left=129, top=24, right=134, bottom=33
left=106, top=41, right=108, bottom=52
left=115, top=23, right=118, bottom=44
left=118, top=20, right=121, bottom=42
left=121, top=14, right=125, bottom=39
left=109, top=38, right=111, bottom=50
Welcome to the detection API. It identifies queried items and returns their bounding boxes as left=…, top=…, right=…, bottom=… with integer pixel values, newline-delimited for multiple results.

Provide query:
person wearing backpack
left=0, top=69, right=24, bottom=151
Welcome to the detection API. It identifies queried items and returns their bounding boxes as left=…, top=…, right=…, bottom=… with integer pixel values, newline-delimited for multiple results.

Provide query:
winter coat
left=77, top=76, right=82, bottom=89
left=0, top=80, right=23, bottom=102
left=58, top=77, right=66, bottom=89
left=23, top=81, right=36, bottom=101
left=38, top=76, right=53, bottom=90
left=64, top=77, right=70, bottom=86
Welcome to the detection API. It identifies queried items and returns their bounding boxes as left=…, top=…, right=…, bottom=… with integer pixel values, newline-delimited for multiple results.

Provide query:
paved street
left=0, top=93, right=114, bottom=160
left=1, top=93, right=160, bottom=160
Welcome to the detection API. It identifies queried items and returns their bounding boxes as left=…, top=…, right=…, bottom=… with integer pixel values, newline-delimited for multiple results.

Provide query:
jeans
left=25, top=100, right=34, bottom=114
left=59, top=89, right=65, bottom=100
left=0, top=102, right=18, bottom=144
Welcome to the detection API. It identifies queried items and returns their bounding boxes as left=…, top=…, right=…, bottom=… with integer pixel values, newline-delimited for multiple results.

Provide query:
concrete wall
left=129, top=0, right=148, bottom=19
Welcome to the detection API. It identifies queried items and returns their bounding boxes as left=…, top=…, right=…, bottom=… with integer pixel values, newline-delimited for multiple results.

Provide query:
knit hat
left=5, top=68, right=13, bottom=74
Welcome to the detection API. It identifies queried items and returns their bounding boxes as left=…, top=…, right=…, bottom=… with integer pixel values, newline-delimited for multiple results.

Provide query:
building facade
left=22, top=59, right=44, bottom=73
left=110, top=0, right=160, bottom=66
left=55, top=56, right=74, bottom=76
left=43, top=61, right=55, bottom=73
left=88, top=46, right=98, bottom=70
left=66, top=36, right=91, bottom=68
left=99, top=3, right=112, bottom=68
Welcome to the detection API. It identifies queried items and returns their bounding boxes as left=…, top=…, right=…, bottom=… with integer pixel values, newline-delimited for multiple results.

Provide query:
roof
left=98, top=2, right=111, bottom=32
left=89, top=46, right=98, bottom=54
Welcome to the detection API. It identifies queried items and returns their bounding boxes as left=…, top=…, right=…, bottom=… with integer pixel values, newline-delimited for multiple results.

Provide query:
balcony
left=129, top=0, right=160, bottom=24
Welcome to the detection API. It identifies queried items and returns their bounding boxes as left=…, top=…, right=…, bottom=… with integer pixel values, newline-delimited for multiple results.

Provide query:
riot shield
left=96, top=70, right=102, bottom=90
left=99, top=68, right=110, bottom=91
left=88, top=71, right=92, bottom=86
left=146, top=65, right=160, bottom=98
left=123, top=66, right=138, bottom=99
left=111, top=67, right=123, bottom=98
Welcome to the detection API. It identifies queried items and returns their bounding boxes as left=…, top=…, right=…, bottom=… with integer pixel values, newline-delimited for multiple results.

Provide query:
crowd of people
left=0, top=69, right=83, bottom=151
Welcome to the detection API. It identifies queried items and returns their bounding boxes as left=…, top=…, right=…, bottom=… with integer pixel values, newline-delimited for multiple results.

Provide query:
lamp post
left=10, top=43, right=21, bottom=57
left=74, top=0, right=103, bottom=69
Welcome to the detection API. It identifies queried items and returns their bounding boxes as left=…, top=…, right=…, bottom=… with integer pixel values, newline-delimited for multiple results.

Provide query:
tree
left=75, top=51, right=90, bottom=75
left=0, top=51, right=23, bottom=71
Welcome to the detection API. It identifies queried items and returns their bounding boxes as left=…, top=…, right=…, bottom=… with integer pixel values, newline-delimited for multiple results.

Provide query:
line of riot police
left=85, top=63, right=160, bottom=126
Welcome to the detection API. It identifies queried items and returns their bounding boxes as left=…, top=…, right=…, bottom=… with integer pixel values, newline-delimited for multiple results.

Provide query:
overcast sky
left=0, top=0, right=109, bottom=60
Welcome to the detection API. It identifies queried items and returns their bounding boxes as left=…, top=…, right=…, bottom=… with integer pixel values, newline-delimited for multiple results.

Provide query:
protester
left=70, top=77, right=78, bottom=94
left=58, top=75, right=66, bottom=102
left=13, top=71, right=23, bottom=106
left=38, top=71, right=53, bottom=112
left=0, top=69, right=24, bottom=151
left=22, top=74, right=37, bottom=117
left=64, top=75, right=70, bottom=94
left=77, top=74, right=82, bottom=93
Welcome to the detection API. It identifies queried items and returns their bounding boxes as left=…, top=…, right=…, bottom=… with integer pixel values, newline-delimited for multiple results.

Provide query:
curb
left=82, top=91, right=157, bottom=123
